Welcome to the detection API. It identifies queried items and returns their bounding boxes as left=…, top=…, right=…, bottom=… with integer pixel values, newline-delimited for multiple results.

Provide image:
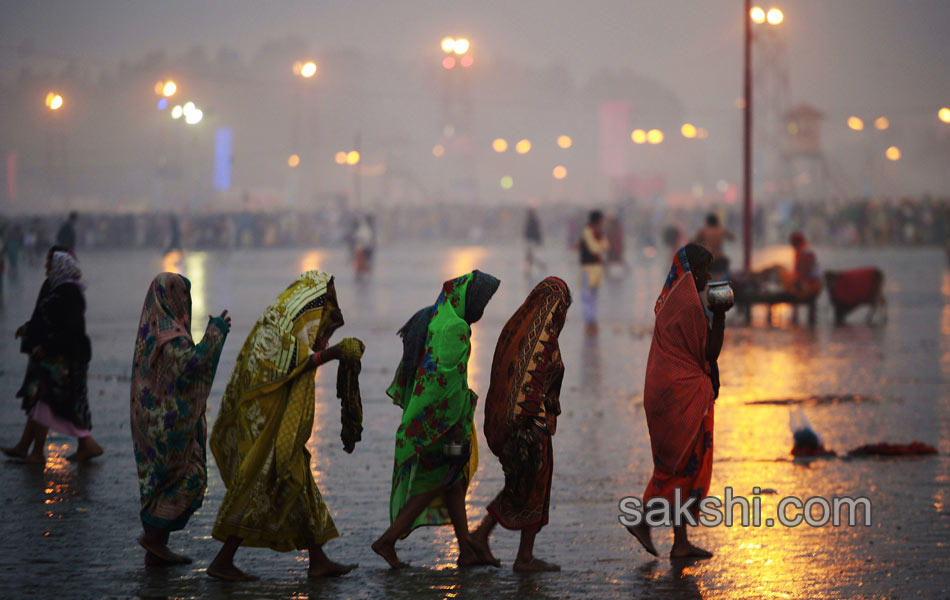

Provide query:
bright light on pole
left=492, top=138, right=508, bottom=152
left=939, top=107, right=950, bottom=123
left=334, top=151, right=348, bottom=165
left=557, top=135, right=572, bottom=149
left=185, top=108, right=203, bottom=125
left=346, top=150, right=360, bottom=165
left=301, top=61, right=317, bottom=78
left=453, top=38, right=470, bottom=55
left=441, top=37, right=456, bottom=53
left=647, top=129, right=664, bottom=144
left=874, top=116, right=889, bottom=130
left=631, top=129, right=646, bottom=144
left=288, top=154, right=300, bottom=168
left=162, top=80, right=177, bottom=97
left=515, top=139, right=531, bottom=154
left=766, top=8, right=783, bottom=24
left=552, top=165, right=567, bottom=180
left=750, top=6, right=766, bottom=23
left=885, top=146, right=901, bottom=161
left=681, top=123, right=697, bottom=138
left=45, top=92, right=63, bottom=110
left=847, top=116, right=865, bottom=131
left=171, top=105, right=183, bottom=119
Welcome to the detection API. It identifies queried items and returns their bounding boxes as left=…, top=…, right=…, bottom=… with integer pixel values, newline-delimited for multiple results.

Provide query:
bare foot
left=138, top=535, right=191, bottom=564
left=513, top=557, right=561, bottom=572
left=626, top=523, right=658, bottom=557
left=669, top=542, right=713, bottom=559
left=308, top=560, right=358, bottom=578
left=206, top=561, right=260, bottom=582
left=460, top=536, right=500, bottom=568
left=1, top=446, right=27, bottom=459
left=372, top=539, right=409, bottom=569
left=145, top=552, right=178, bottom=567
left=67, top=441, right=104, bottom=462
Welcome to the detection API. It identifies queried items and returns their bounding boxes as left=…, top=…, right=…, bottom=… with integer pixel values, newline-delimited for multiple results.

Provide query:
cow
left=824, top=267, right=886, bottom=325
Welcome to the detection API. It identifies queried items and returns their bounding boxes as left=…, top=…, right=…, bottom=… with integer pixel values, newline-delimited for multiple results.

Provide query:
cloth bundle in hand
left=337, top=337, right=365, bottom=453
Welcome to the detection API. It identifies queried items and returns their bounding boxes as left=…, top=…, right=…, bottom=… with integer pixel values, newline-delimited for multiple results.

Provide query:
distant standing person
left=579, top=210, right=608, bottom=335
left=472, top=277, right=571, bottom=571
left=131, top=273, right=231, bottom=566
left=523, top=206, right=546, bottom=275
left=56, top=211, right=78, bottom=254
left=693, top=213, right=734, bottom=278
left=2, top=250, right=103, bottom=463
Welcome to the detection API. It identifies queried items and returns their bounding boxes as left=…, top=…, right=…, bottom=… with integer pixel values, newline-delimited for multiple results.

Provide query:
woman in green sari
left=208, top=271, right=364, bottom=581
left=372, top=270, right=501, bottom=569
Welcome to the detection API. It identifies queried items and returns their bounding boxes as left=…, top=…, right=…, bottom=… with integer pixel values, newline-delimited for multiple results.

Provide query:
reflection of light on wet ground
left=307, top=372, right=327, bottom=489
left=442, top=246, right=487, bottom=282
left=300, top=250, right=324, bottom=274
left=161, top=250, right=183, bottom=274
left=184, top=252, right=207, bottom=339
left=43, top=442, right=73, bottom=507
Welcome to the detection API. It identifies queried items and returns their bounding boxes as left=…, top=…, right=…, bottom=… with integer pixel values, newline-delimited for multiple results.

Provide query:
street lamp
left=939, top=107, right=950, bottom=124
left=743, top=3, right=784, bottom=273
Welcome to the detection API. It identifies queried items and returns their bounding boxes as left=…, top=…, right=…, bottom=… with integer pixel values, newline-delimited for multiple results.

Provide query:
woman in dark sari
left=472, top=276, right=571, bottom=571
left=2, top=250, right=103, bottom=463
left=372, top=270, right=501, bottom=569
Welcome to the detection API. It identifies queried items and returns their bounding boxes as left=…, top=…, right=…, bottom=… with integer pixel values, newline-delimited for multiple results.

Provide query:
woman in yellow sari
left=208, top=271, right=364, bottom=581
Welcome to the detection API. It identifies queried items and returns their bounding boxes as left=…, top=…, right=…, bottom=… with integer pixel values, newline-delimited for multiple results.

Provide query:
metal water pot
left=707, top=281, right=735, bottom=312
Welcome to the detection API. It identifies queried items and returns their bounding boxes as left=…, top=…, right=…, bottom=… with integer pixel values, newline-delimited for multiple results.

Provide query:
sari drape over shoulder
left=17, top=252, right=93, bottom=434
left=643, top=248, right=715, bottom=512
left=210, top=271, right=341, bottom=551
left=130, top=273, right=228, bottom=531
left=484, top=277, right=570, bottom=530
left=386, top=271, right=499, bottom=534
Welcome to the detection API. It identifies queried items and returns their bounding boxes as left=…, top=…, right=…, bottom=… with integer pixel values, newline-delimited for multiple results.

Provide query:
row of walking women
left=4, top=242, right=725, bottom=580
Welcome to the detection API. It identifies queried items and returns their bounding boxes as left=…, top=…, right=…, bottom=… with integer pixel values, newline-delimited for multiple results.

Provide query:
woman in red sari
left=627, top=243, right=725, bottom=559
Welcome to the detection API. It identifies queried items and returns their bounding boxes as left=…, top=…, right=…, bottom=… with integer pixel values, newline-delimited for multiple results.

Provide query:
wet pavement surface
left=1, top=243, right=948, bottom=599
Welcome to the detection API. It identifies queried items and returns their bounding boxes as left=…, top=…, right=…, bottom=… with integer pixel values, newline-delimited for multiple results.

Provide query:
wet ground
left=0, top=243, right=948, bottom=599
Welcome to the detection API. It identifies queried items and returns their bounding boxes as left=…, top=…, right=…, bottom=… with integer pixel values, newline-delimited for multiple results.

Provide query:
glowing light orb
left=515, top=139, right=531, bottom=154
left=334, top=151, right=348, bottom=165
left=288, top=154, right=300, bottom=167
left=460, top=55, right=474, bottom=68
left=681, top=123, right=697, bottom=138
left=157, top=98, right=169, bottom=111
left=162, top=81, right=177, bottom=97
left=442, top=56, right=457, bottom=70
left=171, top=105, right=183, bottom=119
left=441, top=37, right=456, bottom=53
left=750, top=7, right=766, bottom=23
left=453, top=38, right=470, bottom=55
left=552, top=165, right=567, bottom=180
left=46, top=92, right=63, bottom=110
left=847, top=116, right=864, bottom=131
left=885, top=146, right=901, bottom=161
left=185, top=108, right=203, bottom=125
left=647, top=129, right=664, bottom=144
left=938, top=107, right=950, bottom=123
left=492, top=138, right=508, bottom=153
left=557, top=135, right=572, bottom=149
left=631, top=129, right=646, bottom=144
left=346, top=150, right=360, bottom=165
left=301, top=61, right=317, bottom=78
left=766, top=8, right=784, bottom=25
left=874, top=116, right=889, bottom=130
left=500, top=175, right=513, bottom=190
left=432, top=144, right=445, bottom=157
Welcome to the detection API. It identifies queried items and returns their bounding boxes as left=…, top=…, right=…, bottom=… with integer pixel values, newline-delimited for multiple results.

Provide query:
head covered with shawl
left=644, top=244, right=714, bottom=471
left=47, top=250, right=84, bottom=291
left=485, top=276, right=571, bottom=454
left=391, top=269, right=501, bottom=405
left=133, top=273, right=192, bottom=376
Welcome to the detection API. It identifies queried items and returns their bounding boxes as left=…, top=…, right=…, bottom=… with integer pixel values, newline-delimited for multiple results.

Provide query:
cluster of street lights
left=441, top=36, right=473, bottom=69
left=334, top=150, right=361, bottom=166
left=152, top=79, right=204, bottom=125
left=292, top=60, right=318, bottom=78
left=490, top=135, right=573, bottom=189
left=750, top=6, right=783, bottom=25
left=847, top=114, right=901, bottom=161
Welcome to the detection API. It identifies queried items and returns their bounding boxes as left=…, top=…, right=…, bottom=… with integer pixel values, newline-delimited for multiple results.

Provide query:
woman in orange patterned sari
left=472, top=277, right=570, bottom=572
left=627, top=243, right=725, bottom=559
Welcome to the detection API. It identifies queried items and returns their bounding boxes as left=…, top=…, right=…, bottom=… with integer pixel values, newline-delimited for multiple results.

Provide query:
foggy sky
left=3, top=0, right=947, bottom=117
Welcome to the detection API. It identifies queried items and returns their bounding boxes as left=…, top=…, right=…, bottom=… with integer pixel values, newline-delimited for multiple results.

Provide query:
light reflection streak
left=300, top=250, right=324, bottom=274
left=184, top=252, right=207, bottom=339
left=306, top=370, right=328, bottom=489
